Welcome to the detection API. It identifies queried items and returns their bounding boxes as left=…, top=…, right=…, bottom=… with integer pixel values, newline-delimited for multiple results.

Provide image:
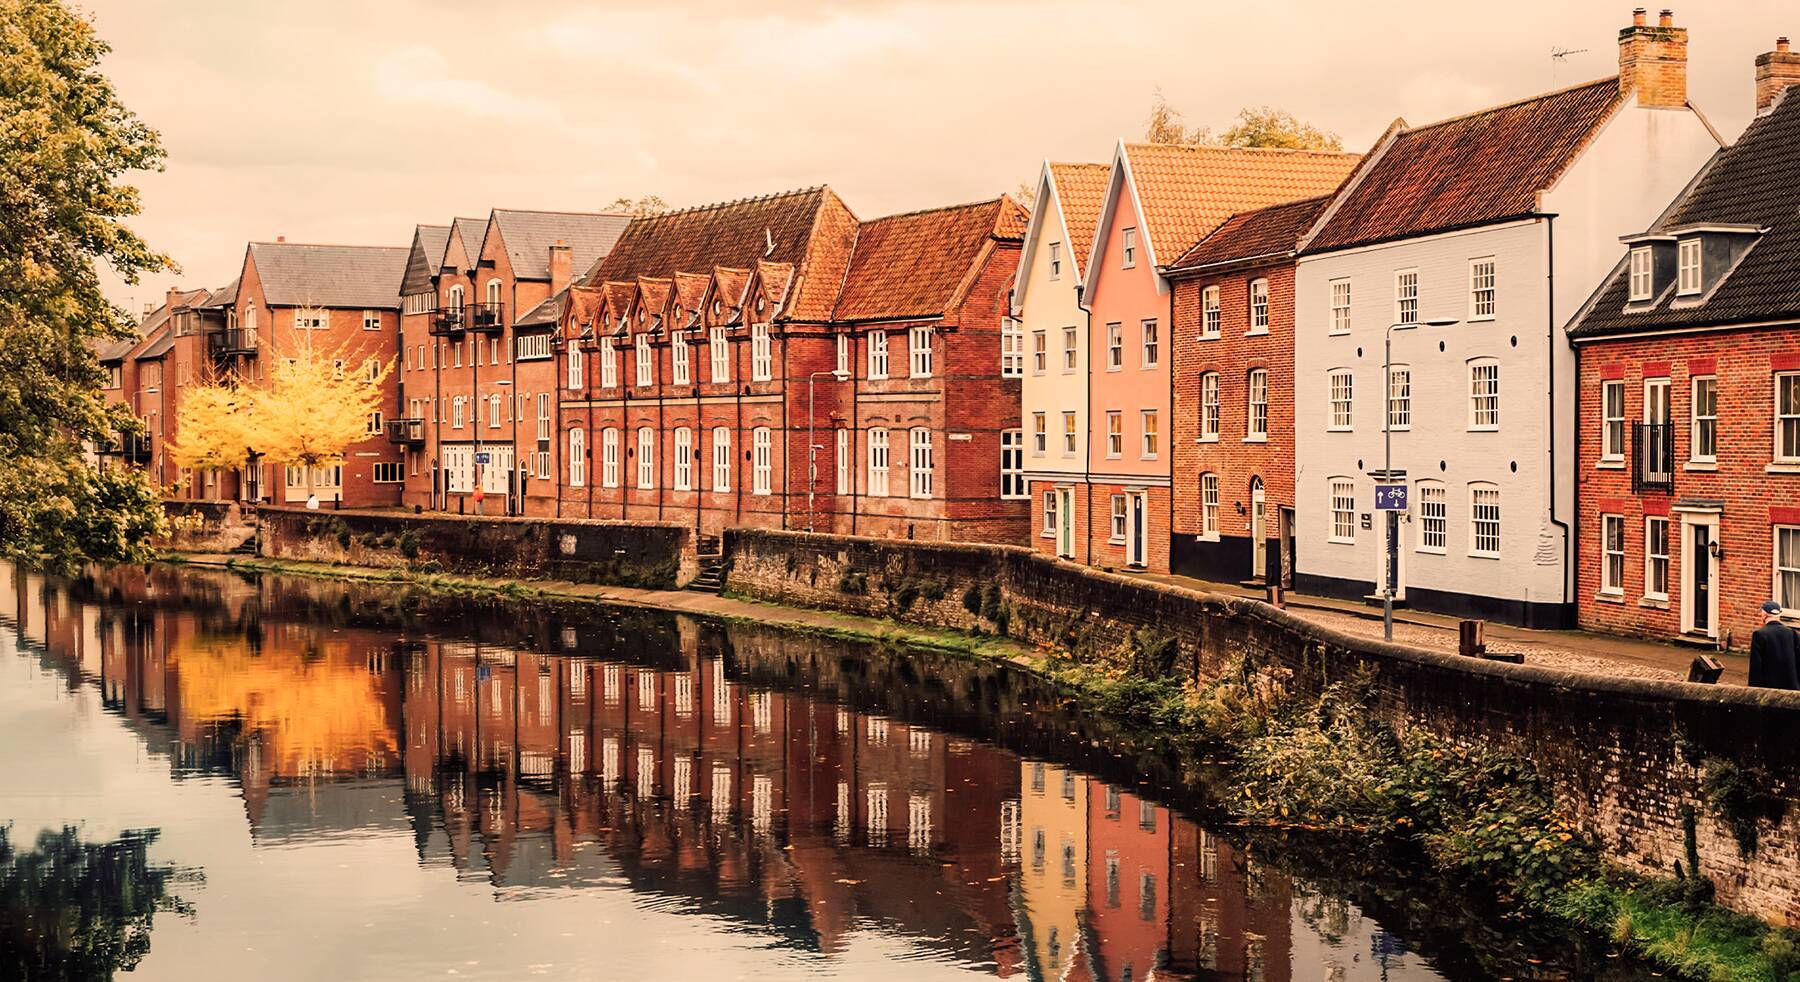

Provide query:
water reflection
left=0, top=563, right=1641, bottom=981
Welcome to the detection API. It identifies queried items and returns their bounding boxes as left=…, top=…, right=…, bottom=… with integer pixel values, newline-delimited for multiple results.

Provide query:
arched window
left=637, top=428, right=655, bottom=489
left=673, top=427, right=693, bottom=490
left=567, top=428, right=586, bottom=487
left=711, top=427, right=732, bottom=491
left=485, top=278, right=502, bottom=306
left=601, top=428, right=620, bottom=488
left=447, top=284, right=464, bottom=310
left=752, top=427, right=773, bottom=495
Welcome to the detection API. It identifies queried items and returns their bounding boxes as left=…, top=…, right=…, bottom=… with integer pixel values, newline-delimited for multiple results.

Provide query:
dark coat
left=1748, top=620, right=1800, bottom=690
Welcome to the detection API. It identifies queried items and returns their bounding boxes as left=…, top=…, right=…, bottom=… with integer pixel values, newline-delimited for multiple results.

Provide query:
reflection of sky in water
left=0, top=564, right=1456, bottom=981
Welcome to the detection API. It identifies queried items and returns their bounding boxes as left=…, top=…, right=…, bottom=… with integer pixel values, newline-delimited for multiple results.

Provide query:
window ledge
left=1196, top=335, right=1220, bottom=343
left=1328, top=537, right=1355, bottom=546
left=1684, top=461, right=1718, bottom=472
left=1195, top=436, right=1220, bottom=444
left=1469, top=426, right=1500, bottom=434
left=1108, top=536, right=1126, bottom=545
left=1469, top=552, right=1502, bottom=561
left=1640, top=596, right=1670, bottom=610
left=1040, top=531, right=1056, bottom=539
left=1416, top=547, right=1447, bottom=556
left=1596, top=460, right=1625, bottom=470
left=1326, top=427, right=1353, bottom=434
left=1767, top=462, right=1800, bottom=475
left=1594, top=591, right=1626, bottom=605
left=1467, top=316, right=1496, bottom=324
left=1242, top=435, right=1268, bottom=444
left=1194, top=533, right=1220, bottom=543
left=1245, top=329, right=1269, bottom=338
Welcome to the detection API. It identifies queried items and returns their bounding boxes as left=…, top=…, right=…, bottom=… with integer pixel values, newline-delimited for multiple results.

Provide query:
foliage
left=605, top=195, right=668, bottom=217
left=1145, top=90, right=1343, bottom=150
left=0, top=0, right=173, bottom=570
left=1701, top=758, right=1787, bottom=857
left=165, top=383, right=252, bottom=472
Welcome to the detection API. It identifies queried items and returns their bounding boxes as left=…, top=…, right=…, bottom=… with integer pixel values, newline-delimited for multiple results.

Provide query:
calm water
left=0, top=563, right=1649, bottom=981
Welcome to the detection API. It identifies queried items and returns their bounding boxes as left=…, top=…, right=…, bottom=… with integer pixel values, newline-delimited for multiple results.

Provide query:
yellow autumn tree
left=167, top=381, right=255, bottom=477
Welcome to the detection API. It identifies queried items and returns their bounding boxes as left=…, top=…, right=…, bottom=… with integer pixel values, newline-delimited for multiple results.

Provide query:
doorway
left=1249, top=477, right=1267, bottom=581
left=1680, top=512, right=1719, bottom=638
left=1278, top=506, right=1295, bottom=589
left=1056, top=487, right=1075, bottom=559
left=1127, top=491, right=1147, bottom=569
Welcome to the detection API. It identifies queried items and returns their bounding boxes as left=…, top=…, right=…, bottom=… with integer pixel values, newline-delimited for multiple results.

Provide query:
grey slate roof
left=401, top=224, right=450, bottom=297
left=135, top=328, right=174, bottom=361
left=247, top=241, right=408, bottom=309
left=199, top=277, right=240, bottom=309
left=448, top=217, right=486, bottom=269
left=488, top=209, right=633, bottom=280
left=515, top=289, right=567, bottom=329
left=96, top=336, right=138, bottom=362
left=1571, top=90, right=1800, bottom=338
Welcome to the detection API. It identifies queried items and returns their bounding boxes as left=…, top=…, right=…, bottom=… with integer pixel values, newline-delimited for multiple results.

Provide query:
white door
left=1680, top=513, right=1720, bottom=638
left=1250, top=478, right=1267, bottom=580
left=1128, top=492, right=1147, bottom=568
left=1056, top=488, right=1075, bottom=559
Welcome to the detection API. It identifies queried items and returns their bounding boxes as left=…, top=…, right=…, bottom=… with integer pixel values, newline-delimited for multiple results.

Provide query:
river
left=0, top=562, right=1653, bottom=981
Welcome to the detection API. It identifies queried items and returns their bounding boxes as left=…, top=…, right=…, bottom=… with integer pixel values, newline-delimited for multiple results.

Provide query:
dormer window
left=1628, top=246, right=1654, bottom=301
left=1677, top=238, right=1702, bottom=295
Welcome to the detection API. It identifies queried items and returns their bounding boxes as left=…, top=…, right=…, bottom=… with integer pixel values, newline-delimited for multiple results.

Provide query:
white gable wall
left=1016, top=179, right=1090, bottom=488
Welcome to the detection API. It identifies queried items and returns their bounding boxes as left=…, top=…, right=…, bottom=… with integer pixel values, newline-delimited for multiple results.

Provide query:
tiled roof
left=1123, top=143, right=1360, bottom=266
left=600, top=281, right=637, bottom=333
left=750, top=259, right=796, bottom=310
left=671, top=271, right=710, bottom=327
left=832, top=197, right=1028, bottom=323
left=490, top=209, right=632, bottom=280
left=444, top=217, right=486, bottom=271
left=96, top=335, right=140, bottom=363
left=135, top=327, right=174, bottom=361
left=563, top=285, right=603, bottom=333
left=1306, top=76, right=1622, bottom=254
left=1572, top=90, right=1800, bottom=338
left=1171, top=194, right=1332, bottom=272
left=703, top=267, right=751, bottom=323
left=1049, top=162, right=1110, bottom=277
left=247, top=241, right=408, bottom=309
left=515, top=289, right=565, bottom=329
left=402, top=224, right=450, bottom=297
left=197, top=278, right=239, bottom=309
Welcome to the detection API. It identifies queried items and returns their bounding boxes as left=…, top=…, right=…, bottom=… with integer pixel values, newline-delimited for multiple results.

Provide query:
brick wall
left=724, top=526, right=1800, bottom=925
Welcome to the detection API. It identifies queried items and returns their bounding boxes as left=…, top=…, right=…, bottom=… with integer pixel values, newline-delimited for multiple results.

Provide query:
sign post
left=1369, top=470, right=1407, bottom=641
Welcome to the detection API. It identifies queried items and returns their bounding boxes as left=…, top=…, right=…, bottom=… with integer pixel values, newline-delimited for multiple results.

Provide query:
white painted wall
left=1015, top=176, right=1089, bottom=487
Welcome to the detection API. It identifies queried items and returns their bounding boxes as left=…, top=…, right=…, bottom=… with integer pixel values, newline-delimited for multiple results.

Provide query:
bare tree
left=605, top=195, right=669, bottom=217
left=1145, top=94, right=1343, bottom=151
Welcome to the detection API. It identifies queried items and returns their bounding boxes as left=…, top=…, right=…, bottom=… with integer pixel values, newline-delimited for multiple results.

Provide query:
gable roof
left=401, top=224, right=450, bottom=297
left=1050, top=162, right=1110, bottom=278
left=488, top=209, right=632, bottom=280
left=1305, top=76, right=1623, bottom=254
left=246, top=241, right=408, bottom=309
left=444, top=217, right=486, bottom=271
left=135, top=326, right=175, bottom=361
left=1171, top=194, right=1332, bottom=273
left=1571, top=89, right=1800, bottom=339
left=833, top=197, right=1027, bottom=323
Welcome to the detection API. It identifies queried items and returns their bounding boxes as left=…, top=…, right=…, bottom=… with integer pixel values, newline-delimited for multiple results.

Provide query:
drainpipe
left=778, top=326, right=790, bottom=529
left=509, top=280, right=519, bottom=517
left=1546, top=216, right=1573, bottom=623
left=1076, top=281, right=1094, bottom=566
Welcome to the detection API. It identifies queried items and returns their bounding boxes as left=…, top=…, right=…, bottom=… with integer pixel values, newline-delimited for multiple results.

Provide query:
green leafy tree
left=0, top=0, right=173, bottom=570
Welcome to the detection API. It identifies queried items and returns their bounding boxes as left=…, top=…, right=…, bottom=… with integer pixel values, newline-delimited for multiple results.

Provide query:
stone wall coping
left=258, top=505, right=690, bottom=532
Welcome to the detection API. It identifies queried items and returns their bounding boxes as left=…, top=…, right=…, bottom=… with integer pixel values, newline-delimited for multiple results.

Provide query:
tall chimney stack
left=1619, top=8, right=1689, bottom=109
left=548, top=239, right=572, bottom=295
left=1757, top=37, right=1800, bottom=116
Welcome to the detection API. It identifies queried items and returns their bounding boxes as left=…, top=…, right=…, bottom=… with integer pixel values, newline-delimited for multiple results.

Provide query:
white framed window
left=1106, top=323, right=1122, bottom=370
left=711, top=427, right=731, bottom=491
left=1469, top=258, right=1496, bottom=319
left=601, top=428, right=620, bottom=487
left=1469, top=360, right=1500, bottom=430
left=1140, top=410, right=1158, bottom=458
left=1062, top=411, right=1078, bottom=455
left=1777, top=526, right=1800, bottom=613
left=1691, top=375, right=1718, bottom=463
left=1778, top=372, right=1800, bottom=463
left=373, top=461, right=402, bottom=483
left=485, top=278, right=501, bottom=307
left=1121, top=227, right=1137, bottom=268
left=867, top=428, right=890, bottom=496
left=1601, top=514, right=1625, bottom=595
left=868, top=330, right=890, bottom=380
left=294, top=308, right=328, bottom=331
left=1328, top=370, right=1353, bottom=431
left=363, top=310, right=381, bottom=332
left=636, top=334, right=653, bottom=386
left=1049, top=241, right=1062, bottom=279
left=1645, top=516, right=1670, bottom=600
left=1031, top=330, right=1047, bottom=374
left=1629, top=246, right=1654, bottom=301
left=1394, top=269, right=1419, bottom=325
left=1677, top=238, right=1702, bottom=295
left=452, top=396, right=465, bottom=429
left=1387, top=366, right=1411, bottom=431
left=637, top=427, right=655, bottom=489
left=908, top=325, right=932, bottom=378
left=835, top=332, right=850, bottom=376
left=1201, top=286, right=1221, bottom=339
left=1199, top=372, right=1220, bottom=440
left=1042, top=491, right=1058, bottom=537
left=517, top=334, right=551, bottom=360
left=672, top=332, right=691, bottom=385
left=1109, top=494, right=1127, bottom=543
left=1246, top=369, right=1268, bottom=441
left=1200, top=473, right=1219, bottom=539
left=1329, top=479, right=1356, bottom=543
left=1601, top=380, right=1626, bottom=461
left=1138, top=320, right=1160, bottom=369
left=835, top=428, right=850, bottom=495
left=673, top=427, right=693, bottom=490
left=908, top=428, right=933, bottom=498
left=1031, top=412, right=1047, bottom=454
left=1062, top=326, right=1078, bottom=372
left=751, top=323, right=772, bottom=381
left=488, top=395, right=501, bottom=428
left=1001, top=429, right=1026, bottom=499
left=568, top=428, right=586, bottom=487
left=599, top=337, right=618, bottom=389
left=709, top=326, right=730, bottom=383
left=1105, top=411, right=1123, bottom=457
left=1248, top=279, right=1269, bottom=334
left=1417, top=481, right=1446, bottom=553
left=566, top=340, right=584, bottom=389
left=1002, top=319, right=1023, bottom=378
left=1329, top=278, right=1351, bottom=335
left=752, top=427, right=772, bottom=495
left=1469, top=484, right=1500, bottom=558
left=367, top=410, right=384, bottom=435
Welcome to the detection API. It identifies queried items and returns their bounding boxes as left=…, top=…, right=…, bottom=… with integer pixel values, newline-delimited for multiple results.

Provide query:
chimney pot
left=1781, top=36, right=1792, bottom=53
left=1620, top=7, right=1689, bottom=108
left=1756, top=36, right=1800, bottom=115
left=1633, top=7, right=1646, bottom=26
left=276, top=235, right=286, bottom=243
left=1659, top=8, right=1673, bottom=27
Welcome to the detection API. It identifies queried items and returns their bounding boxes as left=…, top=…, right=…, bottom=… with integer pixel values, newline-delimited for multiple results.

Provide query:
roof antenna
left=764, top=228, right=775, bottom=257
left=1550, top=47, right=1588, bottom=84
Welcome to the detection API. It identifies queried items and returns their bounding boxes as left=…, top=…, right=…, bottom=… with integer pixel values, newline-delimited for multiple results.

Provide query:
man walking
left=1748, top=600, right=1800, bottom=690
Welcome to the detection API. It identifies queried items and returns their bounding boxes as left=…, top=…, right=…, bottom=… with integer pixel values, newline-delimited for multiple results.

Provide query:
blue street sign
left=1375, top=483, right=1409, bottom=511
left=474, top=452, right=491, bottom=465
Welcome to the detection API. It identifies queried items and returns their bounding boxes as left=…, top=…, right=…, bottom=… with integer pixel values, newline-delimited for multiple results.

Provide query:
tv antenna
left=1551, top=47, right=1589, bottom=83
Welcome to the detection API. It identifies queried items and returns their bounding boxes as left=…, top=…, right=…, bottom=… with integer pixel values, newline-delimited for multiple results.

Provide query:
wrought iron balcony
left=117, top=433, right=153, bottom=463
left=427, top=306, right=467, bottom=337
left=208, top=327, right=258, bottom=357
left=385, top=418, right=425, bottom=446
left=1633, top=423, right=1674, bottom=493
left=466, top=302, right=505, bottom=335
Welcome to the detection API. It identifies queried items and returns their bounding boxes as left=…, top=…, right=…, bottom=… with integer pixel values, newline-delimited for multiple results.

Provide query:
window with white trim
left=908, top=428, right=933, bottom=498
left=1041, top=490, right=1058, bottom=537
left=1121, top=227, right=1137, bottom=268
left=1777, top=526, right=1800, bottom=613
left=751, top=324, right=772, bottom=381
left=1031, top=412, right=1047, bottom=454
left=1109, top=494, right=1127, bottom=543
left=709, top=326, right=730, bottom=383
left=1247, top=369, right=1268, bottom=440
left=601, top=428, right=620, bottom=488
left=1140, top=410, right=1158, bottom=458
left=1646, top=516, right=1669, bottom=600
left=1329, top=479, right=1355, bottom=543
left=1469, top=360, right=1500, bottom=430
left=835, top=428, right=850, bottom=495
left=1629, top=247, right=1653, bottom=301
left=636, top=334, right=653, bottom=386
left=1062, top=327, right=1078, bottom=372
left=373, top=461, right=402, bottom=483
left=1031, top=330, right=1047, bottom=374
left=517, top=334, right=551, bottom=360
left=672, top=332, right=691, bottom=384
left=835, top=332, right=850, bottom=377
left=673, top=427, right=692, bottom=490
left=1329, top=278, right=1351, bottom=334
left=711, top=427, right=731, bottom=491
left=1248, top=279, right=1269, bottom=334
left=1062, top=412, right=1078, bottom=455
left=1469, top=484, right=1500, bottom=558
left=1417, top=481, right=1446, bottom=553
left=1201, top=287, right=1221, bottom=339
left=1677, top=239, right=1702, bottom=295
left=868, top=331, right=889, bottom=380
left=1200, top=473, right=1219, bottom=539
left=599, top=337, right=618, bottom=389
left=752, top=427, right=772, bottom=495
left=637, top=427, right=655, bottom=489
left=1002, top=319, right=1023, bottom=378
left=1778, top=372, right=1800, bottom=463
left=1328, top=370, right=1353, bottom=430
left=1106, top=323, right=1122, bottom=369
left=535, top=393, right=550, bottom=441
left=1601, top=380, right=1626, bottom=461
left=1049, top=242, right=1062, bottom=279
left=363, top=310, right=381, bottom=332
left=1199, top=372, right=1220, bottom=440
left=566, top=340, right=583, bottom=389
left=568, top=428, right=586, bottom=487
left=1001, top=429, right=1026, bottom=499
left=867, top=428, right=890, bottom=496
left=294, top=308, right=328, bottom=331
left=908, top=326, right=932, bottom=378
left=1387, top=366, right=1411, bottom=431
left=1394, top=269, right=1419, bottom=325
left=1691, top=375, right=1717, bottom=463
left=1141, top=320, right=1159, bottom=367
left=1105, top=411, right=1123, bottom=457
left=1601, top=514, right=1625, bottom=595
left=452, top=396, right=465, bottom=429
left=367, top=410, right=384, bottom=435
left=1469, top=258, right=1496, bottom=319
left=488, top=395, right=501, bottom=428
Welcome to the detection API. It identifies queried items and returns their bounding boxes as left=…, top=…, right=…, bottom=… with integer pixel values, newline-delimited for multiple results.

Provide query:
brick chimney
left=548, top=239, right=572, bottom=294
left=1757, top=37, right=1800, bottom=116
left=1619, top=8, right=1689, bottom=109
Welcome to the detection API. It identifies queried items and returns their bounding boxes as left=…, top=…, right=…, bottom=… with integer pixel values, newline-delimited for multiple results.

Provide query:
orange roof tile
left=1121, top=143, right=1361, bottom=266
left=564, top=285, right=604, bottom=334
left=1049, top=162, right=1110, bottom=277
left=670, top=271, right=709, bottom=328
left=833, top=197, right=1028, bottom=323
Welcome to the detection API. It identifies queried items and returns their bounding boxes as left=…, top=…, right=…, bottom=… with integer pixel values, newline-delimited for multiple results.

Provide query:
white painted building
left=1291, top=11, right=1720, bottom=627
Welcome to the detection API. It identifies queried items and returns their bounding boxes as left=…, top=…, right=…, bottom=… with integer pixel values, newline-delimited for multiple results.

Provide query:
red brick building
left=554, top=187, right=1029, bottom=542
left=1569, top=42, right=1800, bottom=649
left=1167, top=195, right=1328, bottom=588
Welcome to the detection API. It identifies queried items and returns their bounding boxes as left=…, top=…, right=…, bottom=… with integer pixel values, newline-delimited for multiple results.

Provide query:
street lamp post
left=1380, top=318, right=1458, bottom=640
left=807, top=368, right=851, bottom=533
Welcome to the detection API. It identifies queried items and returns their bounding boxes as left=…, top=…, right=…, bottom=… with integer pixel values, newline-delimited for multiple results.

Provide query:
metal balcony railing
left=119, top=433, right=153, bottom=463
left=208, top=327, right=258, bottom=356
left=1633, top=423, right=1674, bottom=493
left=427, top=306, right=467, bottom=337
left=385, top=418, right=425, bottom=446
left=466, top=302, right=505, bottom=335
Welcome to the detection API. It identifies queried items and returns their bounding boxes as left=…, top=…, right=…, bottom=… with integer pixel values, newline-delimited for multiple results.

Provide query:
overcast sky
left=84, top=0, right=1796, bottom=311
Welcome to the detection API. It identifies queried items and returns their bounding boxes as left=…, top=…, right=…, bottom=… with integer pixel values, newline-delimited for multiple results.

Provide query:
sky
left=81, top=0, right=1797, bottom=312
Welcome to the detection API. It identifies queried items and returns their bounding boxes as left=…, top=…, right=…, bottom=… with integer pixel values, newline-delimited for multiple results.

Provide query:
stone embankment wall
left=157, top=500, right=256, bottom=553
left=723, top=527, right=1800, bottom=926
left=258, top=506, right=697, bottom=589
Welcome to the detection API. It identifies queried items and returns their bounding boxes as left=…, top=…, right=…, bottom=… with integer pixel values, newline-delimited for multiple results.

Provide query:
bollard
left=1686, top=655, right=1723, bottom=684
left=1266, top=583, right=1285, bottom=609
left=1458, top=619, right=1486, bottom=658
